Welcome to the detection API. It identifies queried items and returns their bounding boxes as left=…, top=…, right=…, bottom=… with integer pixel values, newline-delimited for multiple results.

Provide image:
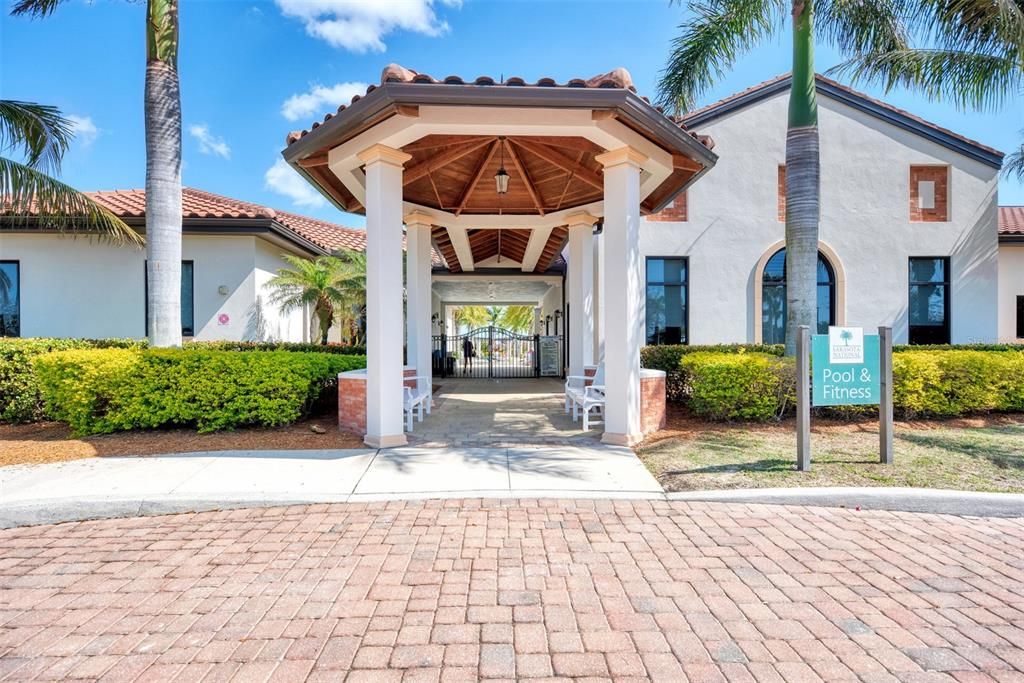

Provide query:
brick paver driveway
left=1, top=500, right=1022, bottom=682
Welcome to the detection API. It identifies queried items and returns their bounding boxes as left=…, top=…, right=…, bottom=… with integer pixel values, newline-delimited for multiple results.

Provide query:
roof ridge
left=182, top=186, right=278, bottom=219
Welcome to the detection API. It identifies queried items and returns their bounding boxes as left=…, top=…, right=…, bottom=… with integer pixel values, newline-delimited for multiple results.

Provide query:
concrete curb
left=665, top=487, right=1024, bottom=518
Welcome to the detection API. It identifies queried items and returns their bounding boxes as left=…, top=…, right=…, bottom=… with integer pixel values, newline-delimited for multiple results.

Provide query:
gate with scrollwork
left=432, top=327, right=560, bottom=379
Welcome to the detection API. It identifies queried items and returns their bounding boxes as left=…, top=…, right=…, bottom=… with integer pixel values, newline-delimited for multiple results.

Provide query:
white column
left=405, top=211, right=434, bottom=397
left=595, top=228, right=605, bottom=361
left=359, top=143, right=412, bottom=448
left=596, top=147, right=646, bottom=446
left=566, top=212, right=596, bottom=377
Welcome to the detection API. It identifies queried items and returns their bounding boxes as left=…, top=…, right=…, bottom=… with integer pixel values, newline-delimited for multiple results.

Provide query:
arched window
left=761, top=248, right=835, bottom=344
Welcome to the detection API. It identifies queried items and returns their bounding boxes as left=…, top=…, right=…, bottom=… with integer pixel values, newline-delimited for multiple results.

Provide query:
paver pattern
left=0, top=500, right=1022, bottom=682
left=408, top=379, right=602, bottom=447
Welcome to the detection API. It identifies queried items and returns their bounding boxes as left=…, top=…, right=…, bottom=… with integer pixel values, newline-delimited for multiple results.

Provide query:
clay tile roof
left=287, top=63, right=653, bottom=148
left=1000, top=206, right=1024, bottom=236
left=680, top=73, right=1001, bottom=161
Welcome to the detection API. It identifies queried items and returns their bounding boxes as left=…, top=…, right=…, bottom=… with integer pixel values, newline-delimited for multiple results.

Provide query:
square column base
left=601, top=432, right=643, bottom=447
left=365, top=434, right=408, bottom=449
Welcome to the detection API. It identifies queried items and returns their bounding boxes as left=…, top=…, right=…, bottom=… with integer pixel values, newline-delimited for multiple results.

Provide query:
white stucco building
left=0, top=187, right=369, bottom=342
left=636, top=74, right=1005, bottom=347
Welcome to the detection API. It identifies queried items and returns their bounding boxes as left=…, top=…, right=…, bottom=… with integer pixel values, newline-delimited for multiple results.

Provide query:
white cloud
left=265, top=158, right=326, bottom=208
left=188, top=123, right=231, bottom=159
left=67, top=115, right=98, bottom=148
left=274, top=0, right=461, bottom=53
left=281, top=81, right=370, bottom=122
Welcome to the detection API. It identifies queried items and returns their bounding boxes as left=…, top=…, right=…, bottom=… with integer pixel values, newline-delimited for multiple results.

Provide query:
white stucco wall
left=254, top=240, right=308, bottom=343
left=539, top=281, right=563, bottom=335
left=998, top=243, right=1024, bottom=342
left=0, top=232, right=310, bottom=342
left=640, top=90, right=1000, bottom=344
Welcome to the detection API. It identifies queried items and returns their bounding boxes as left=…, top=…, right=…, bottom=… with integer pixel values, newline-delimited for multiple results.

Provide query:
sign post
left=796, top=326, right=811, bottom=471
left=879, top=326, right=894, bottom=464
left=808, top=325, right=894, bottom=468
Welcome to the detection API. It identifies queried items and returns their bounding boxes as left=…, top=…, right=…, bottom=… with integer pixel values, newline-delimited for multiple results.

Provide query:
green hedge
left=33, top=348, right=365, bottom=435
left=185, top=340, right=366, bottom=355
left=681, top=352, right=795, bottom=421
left=0, top=338, right=146, bottom=423
left=0, top=337, right=367, bottom=424
left=675, top=348, right=1024, bottom=421
left=641, top=344, right=784, bottom=401
left=893, top=350, right=1024, bottom=418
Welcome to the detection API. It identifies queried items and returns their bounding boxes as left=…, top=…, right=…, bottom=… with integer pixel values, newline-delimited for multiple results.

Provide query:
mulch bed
left=0, top=418, right=366, bottom=468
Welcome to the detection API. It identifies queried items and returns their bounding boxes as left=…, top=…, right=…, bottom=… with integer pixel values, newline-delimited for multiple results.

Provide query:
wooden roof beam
left=403, top=137, right=495, bottom=186
left=511, top=139, right=604, bottom=192
left=503, top=139, right=545, bottom=216
left=454, top=139, right=499, bottom=217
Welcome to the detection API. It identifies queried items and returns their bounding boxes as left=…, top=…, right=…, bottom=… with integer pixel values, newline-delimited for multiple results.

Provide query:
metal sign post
left=796, top=326, right=811, bottom=471
left=879, top=326, right=894, bottom=464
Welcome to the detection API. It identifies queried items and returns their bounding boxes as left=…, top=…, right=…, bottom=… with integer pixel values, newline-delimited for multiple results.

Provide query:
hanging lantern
left=495, top=137, right=510, bottom=194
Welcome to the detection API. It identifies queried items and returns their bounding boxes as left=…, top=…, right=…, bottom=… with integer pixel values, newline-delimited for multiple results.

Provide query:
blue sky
left=2, top=0, right=1022, bottom=228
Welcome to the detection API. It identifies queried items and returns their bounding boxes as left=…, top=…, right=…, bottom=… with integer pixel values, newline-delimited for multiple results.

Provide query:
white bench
left=403, top=376, right=432, bottom=431
left=564, top=364, right=605, bottom=431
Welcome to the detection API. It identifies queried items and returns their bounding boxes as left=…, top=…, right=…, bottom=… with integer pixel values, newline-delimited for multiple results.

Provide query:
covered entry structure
left=283, top=64, right=716, bottom=446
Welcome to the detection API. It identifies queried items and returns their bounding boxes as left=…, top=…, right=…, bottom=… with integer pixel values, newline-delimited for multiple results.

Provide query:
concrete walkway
left=0, top=444, right=663, bottom=528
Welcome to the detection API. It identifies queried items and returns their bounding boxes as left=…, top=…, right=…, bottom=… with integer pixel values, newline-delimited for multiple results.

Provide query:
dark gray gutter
left=682, top=75, right=1003, bottom=169
left=1, top=216, right=329, bottom=257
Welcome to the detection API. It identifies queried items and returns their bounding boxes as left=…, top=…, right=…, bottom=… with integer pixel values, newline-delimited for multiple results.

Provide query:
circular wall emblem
left=217, top=313, right=230, bottom=325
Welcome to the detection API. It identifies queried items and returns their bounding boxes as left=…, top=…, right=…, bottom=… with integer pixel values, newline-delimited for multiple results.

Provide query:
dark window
left=1016, top=296, right=1023, bottom=339
left=761, top=249, right=835, bottom=344
left=646, top=257, right=688, bottom=345
left=908, top=257, right=951, bottom=344
left=0, top=261, right=20, bottom=338
left=145, top=261, right=195, bottom=337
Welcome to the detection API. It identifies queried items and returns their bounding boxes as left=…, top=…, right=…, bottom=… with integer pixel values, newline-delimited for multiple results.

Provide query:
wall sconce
left=553, top=309, right=562, bottom=335
left=217, top=285, right=229, bottom=295
left=431, top=313, right=440, bottom=328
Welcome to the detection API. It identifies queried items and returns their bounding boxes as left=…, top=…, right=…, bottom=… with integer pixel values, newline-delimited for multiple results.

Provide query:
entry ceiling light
left=495, top=137, right=510, bottom=195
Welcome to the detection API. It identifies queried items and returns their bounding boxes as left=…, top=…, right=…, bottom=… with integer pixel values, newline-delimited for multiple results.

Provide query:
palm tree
left=1, top=100, right=141, bottom=244
left=658, top=0, right=909, bottom=355
left=267, top=252, right=365, bottom=345
left=13, top=0, right=182, bottom=348
left=499, top=305, right=535, bottom=333
left=453, top=306, right=490, bottom=331
left=832, top=0, right=1023, bottom=179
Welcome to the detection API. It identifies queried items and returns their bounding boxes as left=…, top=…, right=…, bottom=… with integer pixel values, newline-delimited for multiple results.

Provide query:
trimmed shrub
left=33, top=348, right=365, bottom=435
left=641, top=344, right=784, bottom=400
left=0, top=338, right=145, bottom=423
left=680, top=352, right=795, bottom=421
left=893, top=350, right=1024, bottom=418
left=186, top=340, right=366, bottom=355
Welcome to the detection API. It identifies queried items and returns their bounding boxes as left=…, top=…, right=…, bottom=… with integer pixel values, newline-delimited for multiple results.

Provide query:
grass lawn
left=638, top=410, right=1024, bottom=493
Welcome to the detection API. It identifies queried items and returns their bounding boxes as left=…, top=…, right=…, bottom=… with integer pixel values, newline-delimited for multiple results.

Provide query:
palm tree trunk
left=784, top=0, right=820, bottom=357
left=145, top=0, right=182, bottom=348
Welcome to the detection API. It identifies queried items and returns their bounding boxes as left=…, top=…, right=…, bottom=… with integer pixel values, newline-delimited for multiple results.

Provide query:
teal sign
left=812, top=327, right=880, bottom=406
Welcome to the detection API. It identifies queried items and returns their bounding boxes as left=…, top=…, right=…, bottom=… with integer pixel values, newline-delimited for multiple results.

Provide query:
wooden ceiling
left=400, top=135, right=606, bottom=216
left=430, top=225, right=567, bottom=273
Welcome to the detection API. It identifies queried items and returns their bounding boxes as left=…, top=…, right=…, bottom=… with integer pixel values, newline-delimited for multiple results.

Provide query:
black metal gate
left=432, top=327, right=561, bottom=379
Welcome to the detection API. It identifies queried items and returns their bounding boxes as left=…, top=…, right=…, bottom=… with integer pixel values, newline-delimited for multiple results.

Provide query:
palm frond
left=816, top=0, right=909, bottom=56
left=0, top=100, right=73, bottom=172
left=9, top=0, right=67, bottom=18
left=927, top=0, right=1024, bottom=56
left=0, top=156, right=144, bottom=245
left=657, top=0, right=786, bottom=113
left=1004, top=132, right=1024, bottom=180
left=830, top=48, right=1023, bottom=111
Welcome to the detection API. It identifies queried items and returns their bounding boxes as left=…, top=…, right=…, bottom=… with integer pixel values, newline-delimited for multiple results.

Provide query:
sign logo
left=828, top=326, right=864, bottom=364
left=217, top=313, right=230, bottom=325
